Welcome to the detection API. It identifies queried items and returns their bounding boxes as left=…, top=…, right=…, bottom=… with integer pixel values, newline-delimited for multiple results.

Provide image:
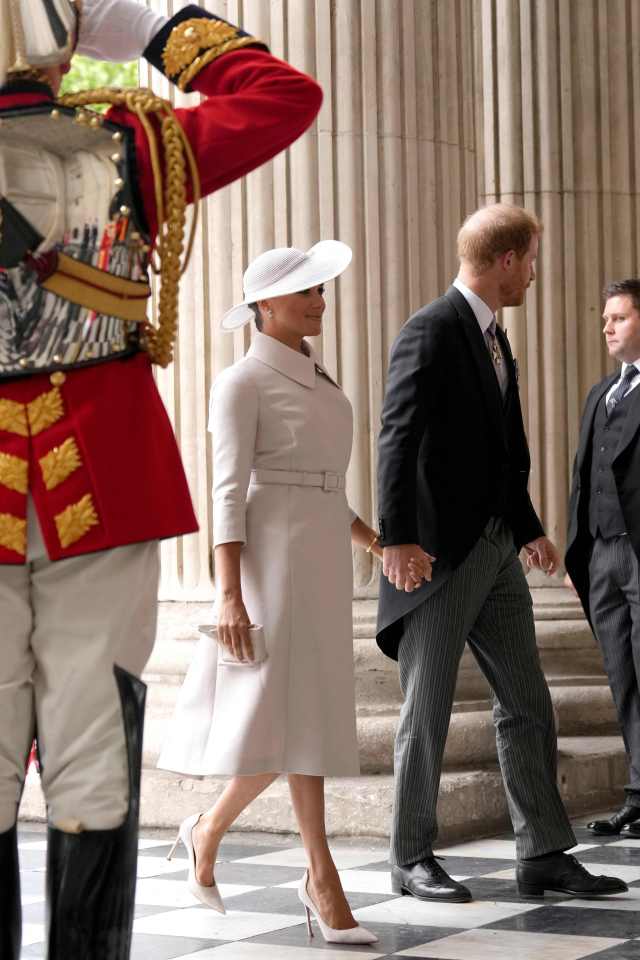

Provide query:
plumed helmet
left=0, top=0, right=79, bottom=87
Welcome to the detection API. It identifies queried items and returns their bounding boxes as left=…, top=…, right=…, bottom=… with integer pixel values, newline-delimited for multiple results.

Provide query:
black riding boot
left=0, top=824, right=21, bottom=959
left=46, top=666, right=146, bottom=959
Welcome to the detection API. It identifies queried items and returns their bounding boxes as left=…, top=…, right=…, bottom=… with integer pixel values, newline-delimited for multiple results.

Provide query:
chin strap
left=58, top=86, right=201, bottom=367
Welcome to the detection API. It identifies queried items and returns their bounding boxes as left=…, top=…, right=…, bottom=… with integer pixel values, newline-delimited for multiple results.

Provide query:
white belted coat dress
left=158, top=331, right=360, bottom=777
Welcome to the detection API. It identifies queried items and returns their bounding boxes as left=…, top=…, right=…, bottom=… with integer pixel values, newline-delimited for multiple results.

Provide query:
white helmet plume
left=0, top=0, right=78, bottom=87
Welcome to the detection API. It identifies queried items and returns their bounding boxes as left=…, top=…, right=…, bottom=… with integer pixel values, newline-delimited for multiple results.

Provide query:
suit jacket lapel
left=444, top=286, right=507, bottom=450
left=576, top=376, right=615, bottom=472
left=613, top=382, right=640, bottom=462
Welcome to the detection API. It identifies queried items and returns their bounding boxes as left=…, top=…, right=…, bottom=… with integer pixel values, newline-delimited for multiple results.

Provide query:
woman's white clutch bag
left=198, top=623, right=268, bottom=666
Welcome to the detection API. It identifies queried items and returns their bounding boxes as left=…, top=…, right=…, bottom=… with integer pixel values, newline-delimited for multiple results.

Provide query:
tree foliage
left=61, top=56, right=138, bottom=96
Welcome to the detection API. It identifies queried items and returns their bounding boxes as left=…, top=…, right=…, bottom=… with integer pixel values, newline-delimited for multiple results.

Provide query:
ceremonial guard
left=0, top=1, right=321, bottom=956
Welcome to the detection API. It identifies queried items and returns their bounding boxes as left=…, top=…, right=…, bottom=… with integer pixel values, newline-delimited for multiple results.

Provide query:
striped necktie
left=606, top=365, right=638, bottom=415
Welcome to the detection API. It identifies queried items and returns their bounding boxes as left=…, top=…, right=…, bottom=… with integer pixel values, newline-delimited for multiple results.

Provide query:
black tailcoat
left=376, top=285, right=544, bottom=659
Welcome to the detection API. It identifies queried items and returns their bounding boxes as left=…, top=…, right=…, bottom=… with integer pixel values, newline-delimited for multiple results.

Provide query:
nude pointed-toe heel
left=167, top=813, right=226, bottom=915
left=297, top=870, right=377, bottom=944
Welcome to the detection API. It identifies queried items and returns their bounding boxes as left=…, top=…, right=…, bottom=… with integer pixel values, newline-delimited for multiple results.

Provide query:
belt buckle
left=323, top=472, right=340, bottom=492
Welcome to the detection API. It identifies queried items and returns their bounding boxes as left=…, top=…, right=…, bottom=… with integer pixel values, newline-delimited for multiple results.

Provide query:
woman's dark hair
left=249, top=303, right=262, bottom=331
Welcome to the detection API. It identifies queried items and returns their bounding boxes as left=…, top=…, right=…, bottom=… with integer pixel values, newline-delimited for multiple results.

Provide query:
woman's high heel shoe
left=167, top=812, right=226, bottom=914
left=297, top=870, right=377, bottom=944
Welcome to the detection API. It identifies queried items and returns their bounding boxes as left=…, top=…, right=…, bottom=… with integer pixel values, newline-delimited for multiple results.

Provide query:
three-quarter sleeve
left=347, top=505, right=358, bottom=524
left=208, top=368, right=259, bottom=546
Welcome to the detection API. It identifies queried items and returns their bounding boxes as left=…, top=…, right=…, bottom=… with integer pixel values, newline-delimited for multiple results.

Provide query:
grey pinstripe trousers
left=392, top=517, right=575, bottom=865
left=589, top=535, right=640, bottom=799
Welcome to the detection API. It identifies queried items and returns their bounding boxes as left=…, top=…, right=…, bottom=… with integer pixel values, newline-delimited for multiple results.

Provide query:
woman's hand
left=217, top=593, right=254, bottom=662
left=383, top=544, right=435, bottom=591
left=408, top=555, right=433, bottom=584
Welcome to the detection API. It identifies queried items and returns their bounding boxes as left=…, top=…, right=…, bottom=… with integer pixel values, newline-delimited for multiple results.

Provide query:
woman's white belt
left=251, top=468, right=345, bottom=492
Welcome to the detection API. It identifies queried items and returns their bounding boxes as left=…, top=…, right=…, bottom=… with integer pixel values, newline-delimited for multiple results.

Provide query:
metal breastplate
left=0, top=103, right=151, bottom=380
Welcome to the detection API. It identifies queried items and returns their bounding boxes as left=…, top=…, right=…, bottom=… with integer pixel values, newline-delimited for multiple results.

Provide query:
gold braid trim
left=39, top=437, right=82, bottom=491
left=0, top=452, right=28, bottom=494
left=27, top=387, right=64, bottom=436
left=177, top=37, right=258, bottom=92
left=0, top=512, right=26, bottom=556
left=163, top=19, right=259, bottom=92
left=58, top=88, right=201, bottom=368
left=55, top=493, right=99, bottom=549
left=0, top=398, right=28, bottom=437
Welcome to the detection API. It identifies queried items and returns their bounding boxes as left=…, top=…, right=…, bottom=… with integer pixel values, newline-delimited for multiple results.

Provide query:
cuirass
left=0, top=103, right=151, bottom=379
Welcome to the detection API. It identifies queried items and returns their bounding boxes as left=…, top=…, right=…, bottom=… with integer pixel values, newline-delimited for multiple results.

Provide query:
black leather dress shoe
left=620, top=819, right=640, bottom=838
left=587, top=804, right=640, bottom=835
left=517, top=853, right=628, bottom=898
left=391, top=858, right=472, bottom=902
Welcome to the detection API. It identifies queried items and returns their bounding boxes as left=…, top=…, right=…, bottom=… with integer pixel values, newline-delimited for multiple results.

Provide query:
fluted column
left=477, top=0, right=640, bottom=547
left=146, top=0, right=477, bottom=601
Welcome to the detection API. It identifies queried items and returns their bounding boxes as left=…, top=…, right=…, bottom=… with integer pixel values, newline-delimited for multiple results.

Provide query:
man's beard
left=498, top=280, right=526, bottom=308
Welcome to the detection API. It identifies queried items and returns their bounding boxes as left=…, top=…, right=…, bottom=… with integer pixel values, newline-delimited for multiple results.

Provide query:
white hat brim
left=220, top=240, right=352, bottom=331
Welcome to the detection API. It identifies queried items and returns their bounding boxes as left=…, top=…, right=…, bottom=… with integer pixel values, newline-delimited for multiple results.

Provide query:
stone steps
left=19, top=735, right=627, bottom=844
left=19, top=582, right=629, bottom=842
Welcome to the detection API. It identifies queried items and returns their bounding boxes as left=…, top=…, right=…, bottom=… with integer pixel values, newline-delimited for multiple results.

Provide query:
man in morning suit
left=566, top=280, right=640, bottom=838
left=376, top=203, right=626, bottom=901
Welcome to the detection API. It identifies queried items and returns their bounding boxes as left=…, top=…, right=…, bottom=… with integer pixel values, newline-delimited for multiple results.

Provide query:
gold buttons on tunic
left=50, top=372, right=66, bottom=387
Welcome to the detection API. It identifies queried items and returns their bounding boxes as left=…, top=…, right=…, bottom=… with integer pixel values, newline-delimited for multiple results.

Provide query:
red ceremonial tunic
left=0, top=12, right=322, bottom=565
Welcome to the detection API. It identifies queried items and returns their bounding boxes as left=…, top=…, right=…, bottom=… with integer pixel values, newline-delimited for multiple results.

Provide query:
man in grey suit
left=566, top=280, right=640, bottom=837
left=377, top=204, right=626, bottom=901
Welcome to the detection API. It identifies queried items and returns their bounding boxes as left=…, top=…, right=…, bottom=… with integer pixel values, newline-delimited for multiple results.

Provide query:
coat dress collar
left=247, top=331, right=337, bottom=389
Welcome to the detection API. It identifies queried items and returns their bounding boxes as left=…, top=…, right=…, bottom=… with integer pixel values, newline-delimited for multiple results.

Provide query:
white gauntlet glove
left=77, top=0, right=168, bottom=62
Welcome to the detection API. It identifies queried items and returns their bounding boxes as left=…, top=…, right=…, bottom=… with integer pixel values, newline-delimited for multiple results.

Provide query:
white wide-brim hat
left=221, top=240, right=352, bottom=331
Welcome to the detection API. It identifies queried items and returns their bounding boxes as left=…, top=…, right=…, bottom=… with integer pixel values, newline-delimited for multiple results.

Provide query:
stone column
left=454, top=0, right=640, bottom=815
left=477, top=0, right=640, bottom=546
left=115, top=0, right=631, bottom=835
left=142, top=0, right=477, bottom=603
left=133, top=0, right=490, bottom=833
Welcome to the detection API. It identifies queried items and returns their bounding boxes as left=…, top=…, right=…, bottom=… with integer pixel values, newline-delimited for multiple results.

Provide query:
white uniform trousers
left=0, top=510, right=159, bottom=833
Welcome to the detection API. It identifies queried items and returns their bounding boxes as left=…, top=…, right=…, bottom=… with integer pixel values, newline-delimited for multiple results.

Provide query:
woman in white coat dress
left=159, top=242, right=430, bottom=943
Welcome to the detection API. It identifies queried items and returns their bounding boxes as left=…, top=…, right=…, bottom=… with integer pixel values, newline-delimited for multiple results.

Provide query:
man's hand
left=524, top=536, right=560, bottom=575
left=383, top=544, right=435, bottom=592
left=77, top=0, right=167, bottom=62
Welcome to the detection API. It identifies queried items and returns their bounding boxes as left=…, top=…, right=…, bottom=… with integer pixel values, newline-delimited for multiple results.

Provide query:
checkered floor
left=17, top=814, right=640, bottom=959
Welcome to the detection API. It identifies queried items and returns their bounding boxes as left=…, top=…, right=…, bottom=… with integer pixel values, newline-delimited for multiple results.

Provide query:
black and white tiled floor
left=17, top=815, right=640, bottom=959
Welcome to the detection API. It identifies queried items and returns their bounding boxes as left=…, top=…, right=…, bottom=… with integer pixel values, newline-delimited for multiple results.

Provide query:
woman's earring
left=266, top=307, right=274, bottom=320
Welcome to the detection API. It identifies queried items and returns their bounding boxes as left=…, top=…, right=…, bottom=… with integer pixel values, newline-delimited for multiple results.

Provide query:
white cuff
left=214, top=511, right=247, bottom=547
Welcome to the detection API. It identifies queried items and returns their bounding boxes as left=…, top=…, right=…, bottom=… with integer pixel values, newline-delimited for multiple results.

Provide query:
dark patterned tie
left=485, top=319, right=508, bottom=396
left=606, top=365, right=638, bottom=415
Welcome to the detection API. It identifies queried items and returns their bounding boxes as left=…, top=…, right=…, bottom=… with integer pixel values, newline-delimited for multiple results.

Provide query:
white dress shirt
left=453, top=277, right=495, bottom=334
left=605, top=360, right=640, bottom=406
left=453, top=277, right=508, bottom=395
